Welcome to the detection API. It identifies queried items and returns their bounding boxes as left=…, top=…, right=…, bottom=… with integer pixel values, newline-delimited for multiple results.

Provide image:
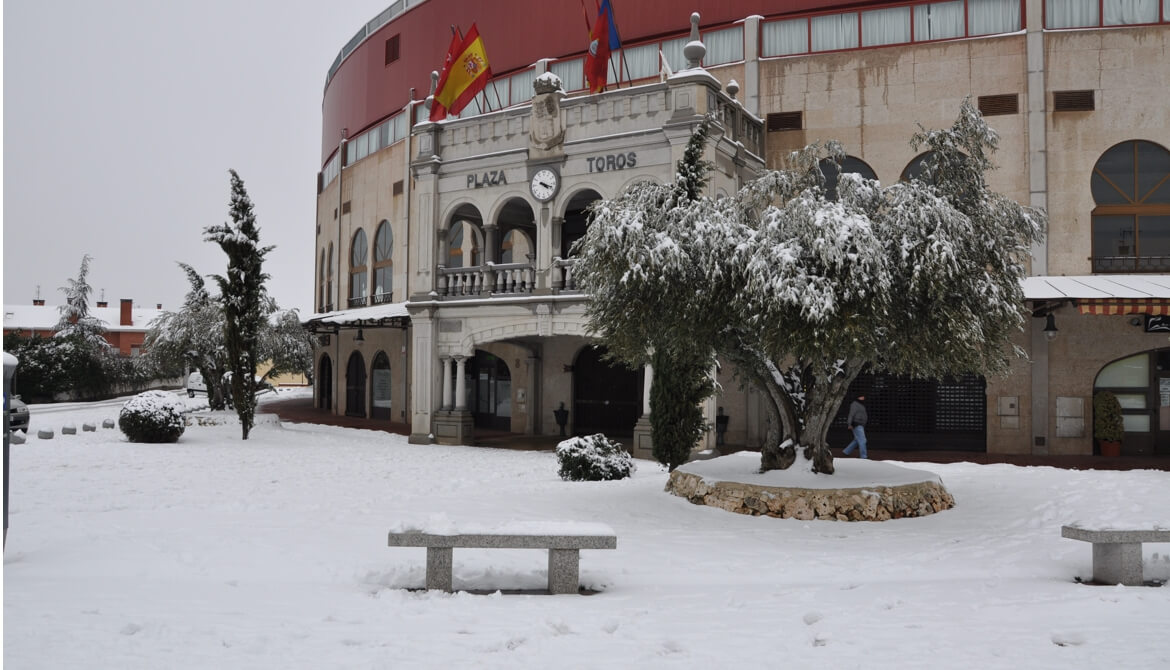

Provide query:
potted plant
left=1092, top=390, right=1124, bottom=457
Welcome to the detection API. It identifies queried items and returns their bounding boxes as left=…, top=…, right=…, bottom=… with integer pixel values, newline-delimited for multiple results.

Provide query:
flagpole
left=606, top=0, right=633, bottom=88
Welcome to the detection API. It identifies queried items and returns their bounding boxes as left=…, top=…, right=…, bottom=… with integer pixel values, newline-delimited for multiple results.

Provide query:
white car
left=186, top=372, right=207, bottom=397
left=188, top=371, right=274, bottom=398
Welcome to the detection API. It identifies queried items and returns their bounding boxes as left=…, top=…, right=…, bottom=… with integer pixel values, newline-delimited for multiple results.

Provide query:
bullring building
left=306, top=0, right=1170, bottom=460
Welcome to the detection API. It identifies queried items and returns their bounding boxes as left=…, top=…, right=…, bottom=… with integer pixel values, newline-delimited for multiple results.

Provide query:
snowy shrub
left=556, top=434, right=635, bottom=481
left=119, top=390, right=186, bottom=443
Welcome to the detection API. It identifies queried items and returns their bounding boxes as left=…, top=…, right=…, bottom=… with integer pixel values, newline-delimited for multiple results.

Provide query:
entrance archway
left=346, top=351, right=367, bottom=418
left=371, top=351, right=392, bottom=420
left=466, top=350, right=512, bottom=431
left=561, top=189, right=602, bottom=257
left=572, top=345, right=641, bottom=437
left=318, top=354, right=333, bottom=410
left=1094, top=349, right=1170, bottom=456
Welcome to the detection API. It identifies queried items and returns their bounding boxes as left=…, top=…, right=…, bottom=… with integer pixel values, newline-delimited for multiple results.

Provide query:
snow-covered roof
left=304, top=301, right=411, bottom=327
left=3, top=303, right=164, bottom=332
left=1023, top=275, right=1170, bottom=301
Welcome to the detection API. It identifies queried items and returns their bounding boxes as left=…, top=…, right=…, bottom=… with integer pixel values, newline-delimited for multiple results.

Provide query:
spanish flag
left=430, top=24, right=492, bottom=121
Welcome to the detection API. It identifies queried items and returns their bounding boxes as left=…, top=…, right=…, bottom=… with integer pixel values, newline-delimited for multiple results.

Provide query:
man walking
left=843, top=394, right=868, bottom=459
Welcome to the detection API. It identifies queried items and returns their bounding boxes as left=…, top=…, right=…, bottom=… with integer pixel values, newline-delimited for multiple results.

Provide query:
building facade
left=310, top=0, right=1170, bottom=458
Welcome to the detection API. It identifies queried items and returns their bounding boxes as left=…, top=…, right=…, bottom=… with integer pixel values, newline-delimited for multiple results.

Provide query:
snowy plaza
left=4, top=389, right=1169, bottom=669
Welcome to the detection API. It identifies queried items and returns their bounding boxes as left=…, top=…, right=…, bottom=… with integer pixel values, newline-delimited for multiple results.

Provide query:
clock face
left=530, top=168, right=558, bottom=202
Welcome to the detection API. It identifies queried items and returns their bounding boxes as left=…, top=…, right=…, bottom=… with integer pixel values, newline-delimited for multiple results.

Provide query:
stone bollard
left=62, top=425, right=77, bottom=435
left=82, top=423, right=97, bottom=432
left=37, top=429, right=54, bottom=439
left=102, top=419, right=115, bottom=429
left=11, top=432, right=26, bottom=444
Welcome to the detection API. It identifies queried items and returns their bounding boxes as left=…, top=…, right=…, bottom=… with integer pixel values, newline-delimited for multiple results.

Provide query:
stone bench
left=387, top=521, right=617, bottom=594
left=1061, top=525, right=1170, bottom=586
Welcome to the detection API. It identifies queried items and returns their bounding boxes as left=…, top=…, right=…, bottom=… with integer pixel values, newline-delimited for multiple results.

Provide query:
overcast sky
left=4, top=0, right=392, bottom=315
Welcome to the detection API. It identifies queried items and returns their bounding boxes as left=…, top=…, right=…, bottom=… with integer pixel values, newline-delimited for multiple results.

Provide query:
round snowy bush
left=118, top=390, right=186, bottom=443
left=556, top=434, right=635, bottom=482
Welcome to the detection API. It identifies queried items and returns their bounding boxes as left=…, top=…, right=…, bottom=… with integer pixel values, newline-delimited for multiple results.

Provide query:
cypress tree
left=203, top=170, right=273, bottom=439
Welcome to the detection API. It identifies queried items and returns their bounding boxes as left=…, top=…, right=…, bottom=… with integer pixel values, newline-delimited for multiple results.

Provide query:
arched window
left=1091, top=141, right=1170, bottom=273
left=371, top=351, right=392, bottom=419
left=447, top=221, right=482, bottom=268
left=349, top=229, right=369, bottom=306
left=901, top=151, right=940, bottom=183
left=500, top=229, right=534, bottom=264
left=819, top=155, right=878, bottom=201
left=318, top=249, right=326, bottom=312
left=326, top=244, right=334, bottom=311
left=373, top=221, right=393, bottom=303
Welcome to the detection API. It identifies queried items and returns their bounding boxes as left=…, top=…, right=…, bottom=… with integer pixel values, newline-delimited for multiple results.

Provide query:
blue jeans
left=843, top=425, right=868, bottom=458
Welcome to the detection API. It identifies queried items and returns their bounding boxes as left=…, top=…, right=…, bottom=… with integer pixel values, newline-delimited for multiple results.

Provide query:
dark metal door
left=345, top=352, right=366, bottom=418
left=318, top=355, right=333, bottom=410
left=828, top=372, right=987, bottom=451
left=573, top=346, right=642, bottom=437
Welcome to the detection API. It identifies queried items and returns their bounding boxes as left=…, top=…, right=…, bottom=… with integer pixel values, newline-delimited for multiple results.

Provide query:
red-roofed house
left=3, top=299, right=164, bottom=356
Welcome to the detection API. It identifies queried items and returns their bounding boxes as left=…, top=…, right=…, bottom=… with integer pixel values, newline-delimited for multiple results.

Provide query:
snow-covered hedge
left=556, top=434, right=635, bottom=482
left=118, top=390, right=186, bottom=443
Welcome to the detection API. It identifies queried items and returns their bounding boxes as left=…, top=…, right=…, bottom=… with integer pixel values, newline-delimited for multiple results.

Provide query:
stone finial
left=726, top=79, right=740, bottom=100
left=684, top=12, right=706, bottom=68
left=533, top=72, right=564, bottom=96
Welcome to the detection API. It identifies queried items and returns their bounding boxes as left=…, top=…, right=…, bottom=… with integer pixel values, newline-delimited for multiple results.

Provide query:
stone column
left=484, top=224, right=499, bottom=264
left=632, top=362, right=655, bottom=460
left=742, top=15, right=761, bottom=116
left=441, top=356, right=453, bottom=410
left=454, top=356, right=468, bottom=410
left=408, top=311, right=437, bottom=444
left=1025, top=0, right=1049, bottom=455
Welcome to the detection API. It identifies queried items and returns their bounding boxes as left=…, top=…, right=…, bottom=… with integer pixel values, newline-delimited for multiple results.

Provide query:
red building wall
left=321, top=0, right=878, bottom=162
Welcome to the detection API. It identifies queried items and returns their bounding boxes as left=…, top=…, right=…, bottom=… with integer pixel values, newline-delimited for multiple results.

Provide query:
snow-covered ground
left=4, top=389, right=1169, bottom=669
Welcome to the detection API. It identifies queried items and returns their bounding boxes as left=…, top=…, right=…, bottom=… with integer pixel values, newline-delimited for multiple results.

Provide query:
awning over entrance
left=1023, top=275, right=1170, bottom=315
left=1077, top=299, right=1170, bottom=315
left=303, top=301, right=411, bottom=332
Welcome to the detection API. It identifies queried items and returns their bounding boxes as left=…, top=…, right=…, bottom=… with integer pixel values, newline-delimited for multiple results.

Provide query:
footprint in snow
left=1052, top=632, right=1086, bottom=647
left=120, top=623, right=142, bottom=636
left=803, top=612, right=823, bottom=625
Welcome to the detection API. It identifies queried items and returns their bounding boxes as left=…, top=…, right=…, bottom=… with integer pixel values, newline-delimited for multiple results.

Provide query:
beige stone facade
left=311, top=1, right=1170, bottom=460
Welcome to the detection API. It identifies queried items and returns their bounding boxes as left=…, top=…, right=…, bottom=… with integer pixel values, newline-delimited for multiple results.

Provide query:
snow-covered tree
left=55, top=254, right=109, bottom=349
left=260, top=308, right=314, bottom=384
left=575, top=100, right=1045, bottom=474
left=145, top=263, right=230, bottom=409
left=203, top=170, right=274, bottom=439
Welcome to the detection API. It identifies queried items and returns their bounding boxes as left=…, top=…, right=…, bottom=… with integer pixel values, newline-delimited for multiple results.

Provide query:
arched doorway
left=371, top=351, right=392, bottom=420
left=464, top=350, right=512, bottom=431
left=561, top=189, right=602, bottom=257
left=318, top=354, right=333, bottom=410
left=346, top=351, right=367, bottom=418
left=572, top=345, right=642, bottom=437
left=1094, top=349, right=1170, bottom=456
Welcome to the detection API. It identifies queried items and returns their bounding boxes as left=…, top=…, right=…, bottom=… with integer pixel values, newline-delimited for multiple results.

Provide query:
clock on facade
left=529, top=167, right=559, bottom=202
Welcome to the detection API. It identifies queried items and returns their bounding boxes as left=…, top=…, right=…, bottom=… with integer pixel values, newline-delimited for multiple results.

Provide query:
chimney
left=120, top=299, right=133, bottom=326
left=156, top=303, right=162, bottom=310
left=97, top=301, right=108, bottom=308
left=33, top=299, right=45, bottom=306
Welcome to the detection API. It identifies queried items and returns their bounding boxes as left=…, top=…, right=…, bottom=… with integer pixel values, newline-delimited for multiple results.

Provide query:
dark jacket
left=848, top=400, right=867, bottom=428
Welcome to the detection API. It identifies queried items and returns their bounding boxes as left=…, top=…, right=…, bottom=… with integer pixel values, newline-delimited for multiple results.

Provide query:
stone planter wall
left=666, top=470, right=955, bottom=521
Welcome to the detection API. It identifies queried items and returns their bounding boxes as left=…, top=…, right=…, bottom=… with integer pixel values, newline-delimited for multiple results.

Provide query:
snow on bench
left=387, top=520, right=617, bottom=594
left=1061, top=525, right=1170, bottom=586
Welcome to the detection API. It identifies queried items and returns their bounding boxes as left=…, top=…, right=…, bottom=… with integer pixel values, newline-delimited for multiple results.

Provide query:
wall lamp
left=354, top=328, right=364, bottom=342
left=1043, top=313, right=1058, bottom=341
